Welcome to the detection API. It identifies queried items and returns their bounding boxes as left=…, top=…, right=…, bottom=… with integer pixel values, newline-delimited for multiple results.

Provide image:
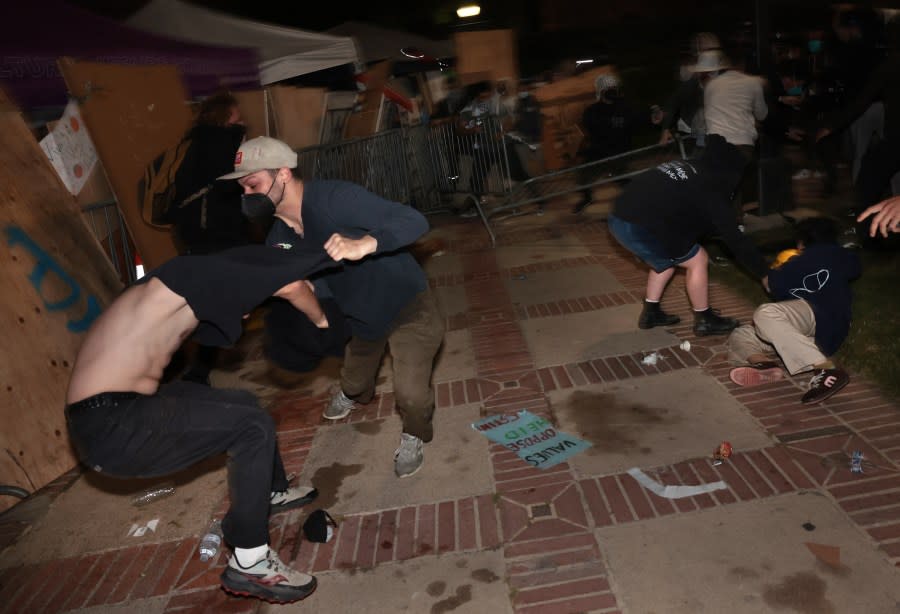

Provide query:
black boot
left=693, top=308, right=739, bottom=336
left=638, top=301, right=681, bottom=330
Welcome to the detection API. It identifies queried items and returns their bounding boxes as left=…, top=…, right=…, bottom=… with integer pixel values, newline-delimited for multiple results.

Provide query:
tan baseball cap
left=218, top=136, right=298, bottom=180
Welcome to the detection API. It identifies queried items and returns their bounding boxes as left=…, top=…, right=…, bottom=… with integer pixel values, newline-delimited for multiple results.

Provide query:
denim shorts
left=608, top=215, right=700, bottom=273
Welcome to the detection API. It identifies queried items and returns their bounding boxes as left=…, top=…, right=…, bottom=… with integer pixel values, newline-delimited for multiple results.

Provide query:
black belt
left=66, top=391, right=142, bottom=415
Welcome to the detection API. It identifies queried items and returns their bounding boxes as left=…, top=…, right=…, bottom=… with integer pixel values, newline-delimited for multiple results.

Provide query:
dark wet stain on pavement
left=565, top=391, right=675, bottom=453
left=353, top=420, right=384, bottom=435
left=431, top=584, right=472, bottom=613
left=762, top=572, right=834, bottom=614
left=471, top=568, right=500, bottom=583
left=310, top=463, right=365, bottom=509
left=427, top=581, right=447, bottom=597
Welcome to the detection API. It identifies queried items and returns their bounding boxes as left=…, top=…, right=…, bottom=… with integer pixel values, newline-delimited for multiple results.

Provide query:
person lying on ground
left=65, top=245, right=336, bottom=605
left=727, top=217, right=861, bottom=404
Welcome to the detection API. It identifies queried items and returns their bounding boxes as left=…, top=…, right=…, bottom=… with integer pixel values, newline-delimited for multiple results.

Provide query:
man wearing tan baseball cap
left=219, top=137, right=445, bottom=480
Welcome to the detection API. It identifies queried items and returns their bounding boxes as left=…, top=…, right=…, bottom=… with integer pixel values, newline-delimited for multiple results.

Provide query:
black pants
left=856, top=139, right=900, bottom=209
left=65, top=382, right=287, bottom=548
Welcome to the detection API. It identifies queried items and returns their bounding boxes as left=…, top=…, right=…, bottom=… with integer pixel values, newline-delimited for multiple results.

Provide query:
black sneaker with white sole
left=221, top=548, right=317, bottom=604
left=801, top=368, right=850, bottom=404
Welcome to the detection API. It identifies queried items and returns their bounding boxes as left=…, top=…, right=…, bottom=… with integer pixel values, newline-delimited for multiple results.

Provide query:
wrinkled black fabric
left=139, top=244, right=336, bottom=347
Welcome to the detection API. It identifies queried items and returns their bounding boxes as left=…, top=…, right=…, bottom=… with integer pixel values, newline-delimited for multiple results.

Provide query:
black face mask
left=240, top=176, right=283, bottom=223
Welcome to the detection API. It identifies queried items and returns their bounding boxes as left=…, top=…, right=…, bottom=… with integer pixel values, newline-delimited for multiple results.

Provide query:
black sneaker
left=801, top=368, right=850, bottom=404
left=693, top=309, right=739, bottom=336
left=638, top=303, right=681, bottom=329
left=221, top=548, right=317, bottom=604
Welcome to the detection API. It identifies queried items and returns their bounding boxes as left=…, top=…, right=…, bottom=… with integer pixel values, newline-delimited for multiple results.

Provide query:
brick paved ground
left=1, top=210, right=898, bottom=613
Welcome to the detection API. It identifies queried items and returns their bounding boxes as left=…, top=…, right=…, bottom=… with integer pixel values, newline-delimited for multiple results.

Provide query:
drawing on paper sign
left=38, top=100, right=98, bottom=195
left=472, top=410, right=592, bottom=469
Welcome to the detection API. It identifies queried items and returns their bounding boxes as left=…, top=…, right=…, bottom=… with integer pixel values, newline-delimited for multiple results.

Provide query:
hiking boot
left=394, top=433, right=424, bottom=478
left=729, top=366, right=784, bottom=387
left=221, top=548, right=317, bottom=604
left=638, top=302, right=681, bottom=329
left=323, top=389, right=355, bottom=421
left=270, top=485, right=318, bottom=513
left=801, top=368, right=850, bottom=404
left=693, top=309, right=739, bottom=336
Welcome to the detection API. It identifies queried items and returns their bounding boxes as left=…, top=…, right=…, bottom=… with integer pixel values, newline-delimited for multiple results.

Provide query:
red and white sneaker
left=221, top=548, right=317, bottom=604
left=729, top=366, right=784, bottom=387
left=801, top=368, right=850, bottom=404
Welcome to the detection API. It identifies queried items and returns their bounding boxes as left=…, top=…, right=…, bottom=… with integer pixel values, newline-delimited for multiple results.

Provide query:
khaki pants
left=341, top=289, right=445, bottom=442
left=727, top=300, right=825, bottom=376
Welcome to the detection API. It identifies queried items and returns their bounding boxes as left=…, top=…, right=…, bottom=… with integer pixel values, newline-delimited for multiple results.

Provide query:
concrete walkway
left=2, top=198, right=900, bottom=614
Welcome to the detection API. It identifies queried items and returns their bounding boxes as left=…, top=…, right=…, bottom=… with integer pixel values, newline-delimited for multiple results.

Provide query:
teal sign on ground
left=472, top=410, right=592, bottom=469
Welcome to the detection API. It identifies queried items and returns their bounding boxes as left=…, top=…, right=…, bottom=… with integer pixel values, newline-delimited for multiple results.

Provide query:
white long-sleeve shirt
left=704, top=70, right=768, bottom=146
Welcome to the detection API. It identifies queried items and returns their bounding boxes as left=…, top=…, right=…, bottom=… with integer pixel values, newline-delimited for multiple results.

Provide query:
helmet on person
left=594, top=73, right=621, bottom=100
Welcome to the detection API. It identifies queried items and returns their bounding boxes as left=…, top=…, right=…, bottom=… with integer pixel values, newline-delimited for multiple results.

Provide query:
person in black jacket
left=608, top=134, right=768, bottom=336
left=728, top=217, right=861, bottom=404
left=220, top=137, right=444, bottom=479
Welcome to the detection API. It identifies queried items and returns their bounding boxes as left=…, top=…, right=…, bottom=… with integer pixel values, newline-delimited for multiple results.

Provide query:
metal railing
left=81, top=200, right=136, bottom=284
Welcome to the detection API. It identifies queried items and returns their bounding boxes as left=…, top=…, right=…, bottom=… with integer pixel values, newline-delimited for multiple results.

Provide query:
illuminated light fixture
left=457, top=5, right=481, bottom=18
left=575, top=59, right=594, bottom=66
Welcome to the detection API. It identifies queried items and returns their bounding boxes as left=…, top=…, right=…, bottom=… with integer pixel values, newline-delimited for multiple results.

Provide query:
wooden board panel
left=269, top=86, right=327, bottom=149
left=454, top=29, right=519, bottom=84
left=0, top=89, right=122, bottom=511
left=344, top=61, right=391, bottom=139
left=58, top=58, right=186, bottom=270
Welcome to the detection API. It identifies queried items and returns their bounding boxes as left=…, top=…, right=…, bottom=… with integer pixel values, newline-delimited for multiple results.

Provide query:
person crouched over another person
left=608, top=134, right=769, bottom=336
left=728, top=217, right=861, bottom=404
left=65, top=245, right=336, bottom=604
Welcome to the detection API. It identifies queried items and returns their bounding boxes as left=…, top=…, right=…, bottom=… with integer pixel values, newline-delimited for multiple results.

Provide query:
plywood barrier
left=269, top=86, right=327, bottom=149
left=454, top=29, right=519, bottom=84
left=0, top=90, right=122, bottom=511
left=533, top=66, right=613, bottom=170
left=344, top=61, right=391, bottom=139
left=59, top=58, right=186, bottom=270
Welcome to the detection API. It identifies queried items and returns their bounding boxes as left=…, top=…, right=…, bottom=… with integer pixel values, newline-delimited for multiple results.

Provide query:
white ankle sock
left=233, top=544, right=269, bottom=568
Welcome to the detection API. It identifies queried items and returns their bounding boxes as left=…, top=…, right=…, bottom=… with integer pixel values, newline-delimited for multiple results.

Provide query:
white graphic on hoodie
left=789, top=269, right=829, bottom=299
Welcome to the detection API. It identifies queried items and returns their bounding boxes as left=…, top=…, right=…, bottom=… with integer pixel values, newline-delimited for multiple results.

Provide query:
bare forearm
left=274, top=281, right=328, bottom=327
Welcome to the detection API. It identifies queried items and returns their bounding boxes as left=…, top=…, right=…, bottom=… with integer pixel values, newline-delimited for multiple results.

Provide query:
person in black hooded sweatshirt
left=608, top=134, right=769, bottom=336
left=728, top=217, right=861, bottom=404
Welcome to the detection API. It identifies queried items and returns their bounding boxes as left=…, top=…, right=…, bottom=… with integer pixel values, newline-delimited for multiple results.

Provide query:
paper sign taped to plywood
left=39, top=100, right=98, bottom=195
left=472, top=410, right=591, bottom=469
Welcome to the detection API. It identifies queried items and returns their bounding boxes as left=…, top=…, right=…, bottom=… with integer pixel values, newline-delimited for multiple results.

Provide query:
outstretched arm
left=273, top=280, right=328, bottom=328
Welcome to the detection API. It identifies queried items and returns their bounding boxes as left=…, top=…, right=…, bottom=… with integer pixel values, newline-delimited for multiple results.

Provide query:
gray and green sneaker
left=394, top=433, right=424, bottom=478
left=323, top=389, right=355, bottom=421
left=221, top=548, right=317, bottom=604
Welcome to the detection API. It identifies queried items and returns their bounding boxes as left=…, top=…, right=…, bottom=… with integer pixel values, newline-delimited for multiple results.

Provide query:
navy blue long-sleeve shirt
left=768, top=244, right=861, bottom=356
left=267, top=180, right=429, bottom=340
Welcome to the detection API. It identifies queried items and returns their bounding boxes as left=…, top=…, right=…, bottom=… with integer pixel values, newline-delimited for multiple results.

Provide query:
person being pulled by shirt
left=608, top=134, right=769, bottom=336
left=220, top=137, right=445, bottom=479
left=65, top=245, right=339, bottom=604
left=728, top=217, right=861, bottom=404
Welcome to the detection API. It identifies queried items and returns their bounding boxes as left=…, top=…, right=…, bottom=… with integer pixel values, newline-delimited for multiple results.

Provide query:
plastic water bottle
left=131, top=482, right=176, bottom=507
left=199, top=519, right=223, bottom=562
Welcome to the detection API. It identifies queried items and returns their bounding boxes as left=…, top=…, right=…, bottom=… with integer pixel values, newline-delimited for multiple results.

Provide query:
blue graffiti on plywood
left=6, top=226, right=101, bottom=332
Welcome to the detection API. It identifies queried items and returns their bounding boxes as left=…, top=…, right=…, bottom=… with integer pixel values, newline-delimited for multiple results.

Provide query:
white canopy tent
left=127, top=0, right=360, bottom=84
left=327, top=21, right=455, bottom=64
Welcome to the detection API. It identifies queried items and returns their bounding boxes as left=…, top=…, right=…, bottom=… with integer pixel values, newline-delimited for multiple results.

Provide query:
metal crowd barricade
left=81, top=199, right=136, bottom=284
left=295, top=129, right=411, bottom=206
left=419, top=116, right=513, bottom=203
left=471, top=138, right=692, bottom=246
